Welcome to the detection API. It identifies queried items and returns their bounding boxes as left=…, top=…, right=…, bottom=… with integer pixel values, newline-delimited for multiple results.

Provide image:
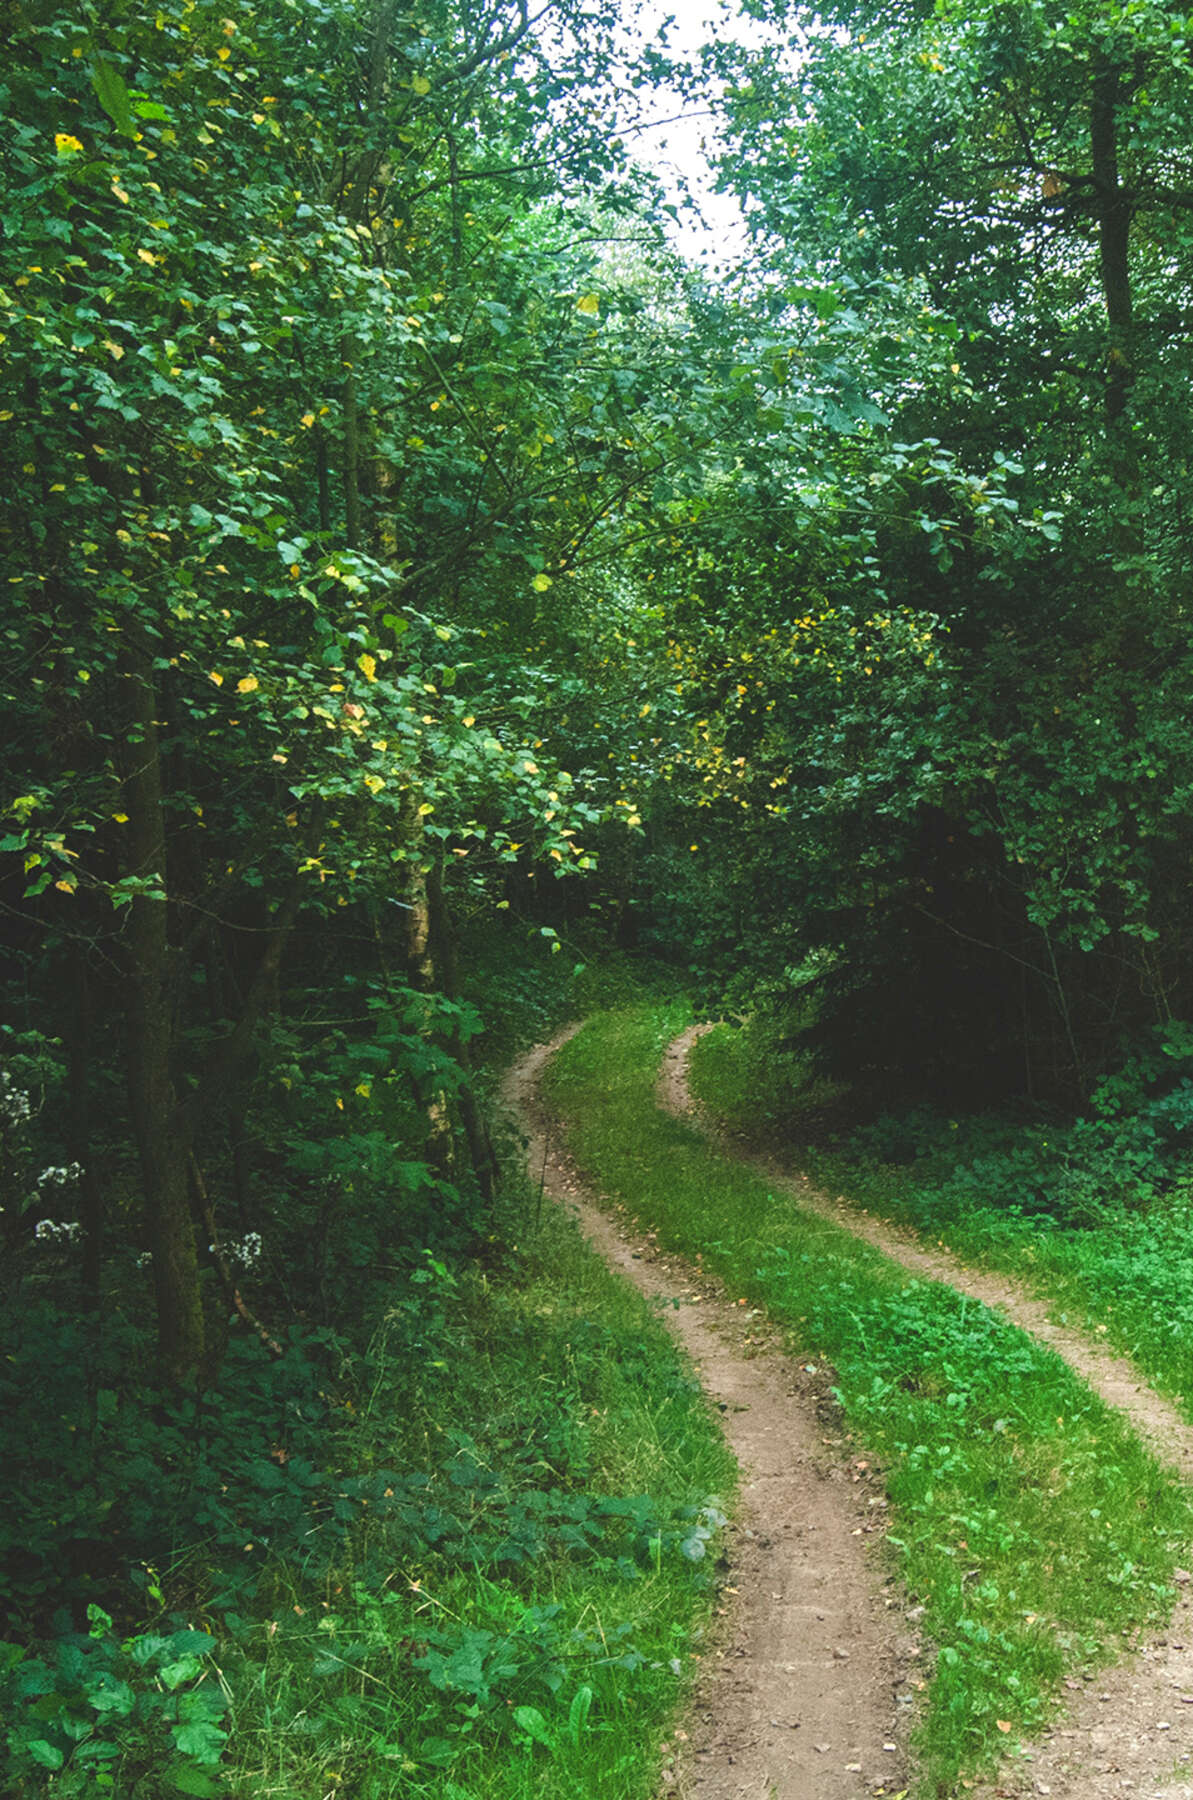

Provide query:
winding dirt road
left=504, top=1023, right=1193, bottom=1799
left=661, top=1024, right=1193, bottom=1800
left=503, top=1031, right=915, bottom=1800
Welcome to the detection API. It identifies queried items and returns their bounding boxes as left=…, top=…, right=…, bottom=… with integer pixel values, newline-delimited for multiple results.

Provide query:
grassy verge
left=689, top=1020, right=1193, bottom=1422
left=546, top=1003, right=1193, bottom=1796
left=217, top=1181, right=735, bottom=1799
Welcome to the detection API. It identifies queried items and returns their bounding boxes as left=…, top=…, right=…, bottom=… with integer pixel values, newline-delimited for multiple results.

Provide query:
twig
left=189, top=1155, right=283, bottom=1357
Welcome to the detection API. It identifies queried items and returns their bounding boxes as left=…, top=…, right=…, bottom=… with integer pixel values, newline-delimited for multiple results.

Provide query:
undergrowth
left=211, top=1192, right=735, bottom=1799
left=546, top=1003, right=1193, bottom=1797
left=689, top=1016, right=1193, bottom=1423
left=1, top=941, right=733, bottom=1799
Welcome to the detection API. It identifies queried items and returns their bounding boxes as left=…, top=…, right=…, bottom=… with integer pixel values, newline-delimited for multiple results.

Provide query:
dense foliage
left=623, top=0, right=1193, bottom=1107
left=6, top=0, right=1193, bottom=1788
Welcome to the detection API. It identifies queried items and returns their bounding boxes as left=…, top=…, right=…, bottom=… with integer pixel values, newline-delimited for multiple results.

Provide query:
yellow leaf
left=462, top=714, right=475, bottom=728
left=362, top=773, right=385, bottom=793
left=411, top=73, right=431, bottom=94
left=111, top=182, right=130, bottom=204
left=576, top=293, right=600, bottom=315
left=417, top=802, right=434, bottom=817
left=300, top=412, right=316, bottom=428
left=208, top=670, right=224, bottom=686
left=237, top=675, right=259, bottom=693
left=355, top=1082, right=371, bottom=1098
left=995, top=1721, right=1012, bottom=1734
left=112, top=812, right=129, bottom=823
left=137, top=248, right=158, bottom=266
left=54, top=133, right=84, bottom=155
left=55, top=879, right=76, bottom=894
left=335, top=1097, right=344, bottom=1111
left=532, top=573, right=552, bottom=592
left=357, top=652, right=377, bottom=682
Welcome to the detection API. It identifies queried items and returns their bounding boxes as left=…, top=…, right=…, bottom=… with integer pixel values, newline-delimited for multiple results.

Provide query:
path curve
left=502, top=1030, right=914, bottom=1800
left=662, top=1024, right=1193, bottom=1800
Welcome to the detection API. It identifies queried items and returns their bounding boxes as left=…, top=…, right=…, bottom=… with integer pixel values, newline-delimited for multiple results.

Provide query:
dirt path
left=502, top=1031, right=915, bottom=1800
left=661, top=1024, right=1193, bottom=1800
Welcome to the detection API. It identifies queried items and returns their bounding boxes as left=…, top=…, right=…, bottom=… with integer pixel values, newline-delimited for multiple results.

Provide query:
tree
left=0, top=0, right=690, bottom=1378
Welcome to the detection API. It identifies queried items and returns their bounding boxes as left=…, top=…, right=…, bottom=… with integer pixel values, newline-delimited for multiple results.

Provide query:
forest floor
left=506, top=1021, right=1193, bottom=1800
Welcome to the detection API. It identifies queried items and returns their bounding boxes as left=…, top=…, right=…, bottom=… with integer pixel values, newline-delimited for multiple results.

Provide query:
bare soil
left=661, top=1024, right=1193, bottom=1800
left=502, top=1031, right=916, bottom=1800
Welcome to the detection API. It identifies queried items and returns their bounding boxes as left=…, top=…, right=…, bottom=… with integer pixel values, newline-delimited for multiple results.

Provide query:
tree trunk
left=65, top=944, right=104, bottom=1306
left=343, top=352, right=362, bottom=549
left=120, top=633, right=204, bottom=1383
left=406, top=850, right=456, bottom=1178
left=426, top=861, right=495, bottom=1198
left=315, top=421, right=332, bottom=533
left=1091, top=59, right=1134, bottom=427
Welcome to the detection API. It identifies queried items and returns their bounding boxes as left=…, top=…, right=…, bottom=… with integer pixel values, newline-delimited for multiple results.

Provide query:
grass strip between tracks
left=689, top=1017, right=1193, bottom=1438
left=544, top=1002, right=1193, bottom=1796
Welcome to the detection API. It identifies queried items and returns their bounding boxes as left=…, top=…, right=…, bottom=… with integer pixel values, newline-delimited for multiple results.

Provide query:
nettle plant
left=1, top=1605, right=228, bottom=1796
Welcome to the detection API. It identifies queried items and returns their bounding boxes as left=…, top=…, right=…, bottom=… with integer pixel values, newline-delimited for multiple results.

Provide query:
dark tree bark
left=120, top=634, right=204, bottom=1383
left=1091, top=59, right=1135, bottom=426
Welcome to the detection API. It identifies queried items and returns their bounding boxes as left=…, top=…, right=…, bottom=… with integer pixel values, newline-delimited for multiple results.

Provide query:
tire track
left=661, top=1024, right=1193, bottom=1800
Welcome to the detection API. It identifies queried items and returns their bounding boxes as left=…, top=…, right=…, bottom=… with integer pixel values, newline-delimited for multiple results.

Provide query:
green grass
left=689, top=1019, right=1193, bottom=1423
left=219, top=1184, right=736, bottom=1799
left=546, top=1003, right=1193, bottom=1797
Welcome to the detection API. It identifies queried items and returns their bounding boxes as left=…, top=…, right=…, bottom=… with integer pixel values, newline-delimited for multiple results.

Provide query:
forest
left=5, top=0, right=1193, bottom=1793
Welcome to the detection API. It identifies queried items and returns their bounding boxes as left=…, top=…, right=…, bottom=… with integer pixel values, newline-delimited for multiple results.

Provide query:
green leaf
left=513, top=1705, right=554, bottom=1752
left=88, top=1676, right=136, bottom=1715
left=567, top=1683, right=593, bottom=1745
left=91, top=59, right=135, bottom=137
left=173, top=1720, right=228, bottom=1764
left=27, top=1740, right=65, bottom=1770
left=165, top=1632, right=218, bottom=1657
left=169, top=1764, right=223, bottom=1797
left=159, top=1655, right=203, bottom=1690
